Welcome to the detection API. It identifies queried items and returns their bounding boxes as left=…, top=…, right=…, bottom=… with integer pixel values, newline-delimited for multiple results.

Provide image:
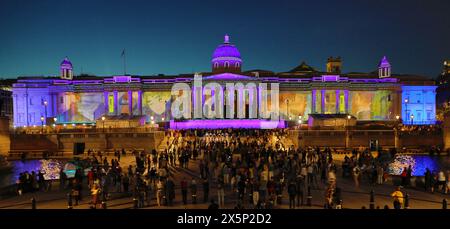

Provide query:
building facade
left=12, top=35, right=437, bottom=129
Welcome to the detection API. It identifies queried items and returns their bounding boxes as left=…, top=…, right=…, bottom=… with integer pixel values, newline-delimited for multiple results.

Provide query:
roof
left=289, top=61, right=318, bottom=73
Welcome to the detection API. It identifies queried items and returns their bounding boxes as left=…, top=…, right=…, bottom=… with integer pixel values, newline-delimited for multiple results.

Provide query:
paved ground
left=0, top=155, right=448, bottom=209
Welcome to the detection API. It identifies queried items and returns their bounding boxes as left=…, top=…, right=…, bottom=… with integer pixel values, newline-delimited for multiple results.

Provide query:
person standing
left=156, top=179, right=164, bottom=207
left=217, top=177, right=225, bottom=208
left=296, top=175, right=305, bottom=207
left=352, top=165, right=360, bottom=188
left=377, top=165, right=384, bottom=185
left=202, top=178, right=210, bottom=203
left=181, top=177, right=188, bottom=205
left=191, top=178, right=197, bottom=204
left=122, top=173, right=130, bottom=193
left=288, top=181, right=297, bottom=209
left=424, top=168, right=431, bottom=192
left=391, top=186, right=404, bottom=209
left=166, top=178, right=175, bottom=206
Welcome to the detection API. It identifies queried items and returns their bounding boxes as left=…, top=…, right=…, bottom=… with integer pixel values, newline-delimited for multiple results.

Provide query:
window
left=235, top=62, right=240, bottom=68
left=427, top=111, right=432, bottom=120
left=224, top=61, right=229, bottom=68
left=29, top=98, right=33, bottom=105
left=60, top=97, right=64, bottom=104
left=214, top=62, right=219, bottom=68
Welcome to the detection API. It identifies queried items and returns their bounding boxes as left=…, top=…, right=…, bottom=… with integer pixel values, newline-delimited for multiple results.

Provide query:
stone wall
left=9, top=131, right=165, bottom=155
left=289, top=129, right=442, bottom=149
left=0, top=117, right=10, bottom=155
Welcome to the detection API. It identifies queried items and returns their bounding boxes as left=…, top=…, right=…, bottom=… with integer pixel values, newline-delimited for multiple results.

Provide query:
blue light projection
left=401, top=86, right=437, bottom=125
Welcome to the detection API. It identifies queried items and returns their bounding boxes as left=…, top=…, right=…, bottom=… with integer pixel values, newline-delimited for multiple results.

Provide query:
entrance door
left=369, top=140, right=379, bottom=151
left=73, top=143, right=85, bottom=155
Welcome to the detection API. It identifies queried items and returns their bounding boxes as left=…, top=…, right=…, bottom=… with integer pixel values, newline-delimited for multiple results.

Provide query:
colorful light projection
left=350, top=90, right=394, bottom=120
left=170, top=119, right=285, bottom=129
left=388, top=155, right=440, bottom=176
left=56, top=92, right=105, bottom=123
left=118, top=92, right=130, bottom=115
left=279, top=91, right=311, bottom=120
left=401, top=86, right=437, bottom=125
left=142, top=91, right=171, bottom=121
left=324, top=90, right=337, bottom=114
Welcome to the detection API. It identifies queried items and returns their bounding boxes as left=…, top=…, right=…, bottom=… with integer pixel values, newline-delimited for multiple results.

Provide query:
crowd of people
left=11, top=128, right=450, bottom=209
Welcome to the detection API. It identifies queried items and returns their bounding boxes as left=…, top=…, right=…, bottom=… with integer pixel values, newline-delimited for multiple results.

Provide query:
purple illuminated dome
left=379, top=56, right=391, bottom=68
left=212, top=34, right=242, bottom=73
left=60, top=57, right=73, bottom=80
left=60, top=57, right=73, bottom=68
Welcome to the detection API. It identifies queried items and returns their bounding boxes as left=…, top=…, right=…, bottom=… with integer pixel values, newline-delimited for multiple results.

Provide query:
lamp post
left=40, top=116, right=44, bottom=133
left=404, top=98, right=409, bottom=124
left=346, top=115, right=351, bottom=149
left=43, top=100, right=48, bottom=123
left=101, top=116, right=105, bottom=132
left=53, top=117, right=57, bottom=132
left=395, top=115, right=400, bottom=149
left=410, top=114, right=414, bottom=126
left=286, top=99, right=290, bottom=120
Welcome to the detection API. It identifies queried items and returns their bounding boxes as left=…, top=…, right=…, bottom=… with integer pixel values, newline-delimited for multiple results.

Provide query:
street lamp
left=410, top=114, right=414, bottom=125
left=396, top=115, right=400, bottom=121
left=404, top=98, right=409, bottom=124
left=346, top=115, right=351, bottom=149
left=40, top=116, right=44, bottom=133
left=101, top=116, right=106, bottom=132
left=43, top=101, right=48, bottom=123
left=285, top=99, right=290, bottom=120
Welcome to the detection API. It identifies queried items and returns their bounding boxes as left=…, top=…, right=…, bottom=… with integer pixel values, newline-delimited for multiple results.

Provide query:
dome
left=211, top=35, right=242, bottom=73
left=60, top=57, right=73, bottom=68
left=212, top=35, right=242, bottom=62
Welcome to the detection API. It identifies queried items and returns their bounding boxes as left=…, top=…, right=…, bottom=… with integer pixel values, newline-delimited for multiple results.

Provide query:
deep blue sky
left=0, top=0, right=449, bottom=79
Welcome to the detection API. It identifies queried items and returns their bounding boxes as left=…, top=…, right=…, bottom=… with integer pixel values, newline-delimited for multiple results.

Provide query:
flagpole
left=123, top=49, right=127, bottom=75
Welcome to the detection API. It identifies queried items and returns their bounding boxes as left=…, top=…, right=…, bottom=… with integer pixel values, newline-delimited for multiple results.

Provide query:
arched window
left=224, top=61, right=229, bottom=68
left=235, top=62, right=240, bottom=68
left=214, top=62, right=219, bottom=68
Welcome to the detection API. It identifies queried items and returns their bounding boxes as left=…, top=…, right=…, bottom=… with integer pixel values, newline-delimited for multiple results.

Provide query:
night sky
left=0, top=0, right=449, bottom=79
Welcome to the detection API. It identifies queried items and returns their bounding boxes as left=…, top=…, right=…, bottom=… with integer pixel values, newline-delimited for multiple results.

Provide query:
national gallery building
left=12, top=35, right=437, bottom=129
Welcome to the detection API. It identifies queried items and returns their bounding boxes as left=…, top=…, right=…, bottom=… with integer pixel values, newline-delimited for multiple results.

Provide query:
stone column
left=128, top=90, right=133, bottom=116
left=321, top=90, right=326, bottom=114
left=311, top=90, right=316, bottom=113
left=113, top=90, right=118, bottom=116
left=344, top=90, right=349, bottom=114
left=138, top=90, right=142, bottom=116
left=104, top=91, right=109, bottom=115
left=335, top=90, right=340, bottom=114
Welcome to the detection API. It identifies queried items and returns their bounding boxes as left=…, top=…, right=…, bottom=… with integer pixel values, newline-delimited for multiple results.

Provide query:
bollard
left=102, top=201, right=107, bottom=209
left=306, top=186, right=312, bottom=207
left=67, top=193, right=73, bottom=209
left=369, top=190, right=375, bottom=209
left=443, top=199, right=447, bottom=209
left=404, top=193, right=409, bottom=209
left=31, top=197, right=36, bottom=209
left=133, top=198, right=138, bottom=209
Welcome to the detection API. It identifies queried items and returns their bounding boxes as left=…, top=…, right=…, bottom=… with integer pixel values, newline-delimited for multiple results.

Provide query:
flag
left=121, top=49, right=125, bottom=57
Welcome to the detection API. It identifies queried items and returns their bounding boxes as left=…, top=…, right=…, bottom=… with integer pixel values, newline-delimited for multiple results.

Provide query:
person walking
left=391, top=186, right=404, bottom=209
